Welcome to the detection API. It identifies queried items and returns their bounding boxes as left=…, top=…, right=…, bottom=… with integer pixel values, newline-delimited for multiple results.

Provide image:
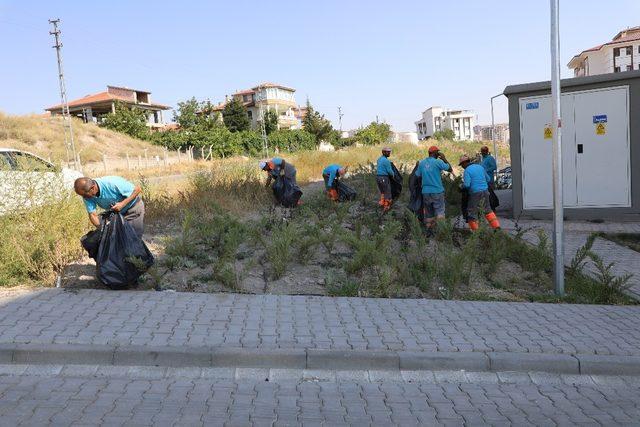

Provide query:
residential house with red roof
left=211, top=83, right=303, bottom=130
left=568, top=26, right=640, bottom=77
left=46, top=85, right=170, bottom=128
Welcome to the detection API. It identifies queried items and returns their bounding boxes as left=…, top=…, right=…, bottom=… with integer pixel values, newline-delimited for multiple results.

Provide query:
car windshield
left=11, top=152, right=55, bottom=172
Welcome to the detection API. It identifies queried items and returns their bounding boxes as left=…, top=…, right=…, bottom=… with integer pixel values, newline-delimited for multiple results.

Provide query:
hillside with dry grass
left=0, top=112, right=164, bottom=164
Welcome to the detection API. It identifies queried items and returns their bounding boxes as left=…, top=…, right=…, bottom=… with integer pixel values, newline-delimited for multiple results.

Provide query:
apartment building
left=473, top=123, right=510, bottom=143
left=212, top=83, right=301, bottom=129
left=568, top=26, right=640, bottom=76
left=415, top=107, right=475, bottom=141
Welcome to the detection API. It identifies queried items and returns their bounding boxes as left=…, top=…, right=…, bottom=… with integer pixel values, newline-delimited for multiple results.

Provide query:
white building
left=473, top=124, right=510, bottom=143
left=568, top=26, right=640, bottom=77
left=415, top=107, right=475, bottom=141
left=212, top=82, right=301, bottom=130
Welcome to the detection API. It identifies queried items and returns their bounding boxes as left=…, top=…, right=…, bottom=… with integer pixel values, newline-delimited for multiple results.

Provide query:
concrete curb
left=0, top=344, right=638, bottom=376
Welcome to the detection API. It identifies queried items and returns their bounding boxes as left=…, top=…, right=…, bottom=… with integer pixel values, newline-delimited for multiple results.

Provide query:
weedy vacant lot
left=135, top=146, right=633, bottom=305
left=1, top=140, right=634, bottom=305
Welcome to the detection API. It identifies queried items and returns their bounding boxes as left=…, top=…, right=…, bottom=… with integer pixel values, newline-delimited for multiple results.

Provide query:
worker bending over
left=74, top=176, right=145, bottom=237
left=260, top=157, right=297, bottom=187
left=376, top=147, right=394, bottom=212
left=459, top=154, right=500, bottom=231
left=322, top=164, right=346, bottom=201
left=414, top=146, right=453, bottom=228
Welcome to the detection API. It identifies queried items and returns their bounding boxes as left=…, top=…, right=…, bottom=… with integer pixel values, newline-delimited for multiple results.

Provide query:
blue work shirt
left=83, top=176, right=138, bottom=214
left=376, top=156, right=394, bottom=176
left=415, top=157, right=450, bottom=194
left=463, top=163, right=490, bottom=194
left=322, top=164, right=342, bottom=189
left=270, top=157, right=284, bottom=177
left=481, top=154, right=497, bottom=184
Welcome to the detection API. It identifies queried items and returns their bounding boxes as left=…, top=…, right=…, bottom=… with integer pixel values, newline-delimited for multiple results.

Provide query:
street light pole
left=550, top=0, right=565, bottom=296
left=490, top=93, right=502, bottom=171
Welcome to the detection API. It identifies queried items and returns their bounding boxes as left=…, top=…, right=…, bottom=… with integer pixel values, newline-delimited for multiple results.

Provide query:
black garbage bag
left=96, top=212, right=154, bottom=290
left=489, top=186, right=500, bottom=211
left=390, top=162, right=403, bottom=200
left=337, top=181, right=357, bottom=202
left=460, top=188, right=469, bottom=222
left=272, top=176, right=303, bottom=208
left=81, top=229, right=101, bottom=261
left=408, top=163, right=423, bottom=221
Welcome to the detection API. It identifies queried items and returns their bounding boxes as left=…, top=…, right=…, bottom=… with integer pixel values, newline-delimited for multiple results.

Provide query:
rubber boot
left=468, top=220, right=479, bottom=231
left=485, top=211, right=501, bottom=230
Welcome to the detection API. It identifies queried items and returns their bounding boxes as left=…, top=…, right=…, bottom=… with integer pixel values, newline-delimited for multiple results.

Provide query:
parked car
left=0, top=148, right=83, bottom=214
left=496, top=166, right=512, bottom=189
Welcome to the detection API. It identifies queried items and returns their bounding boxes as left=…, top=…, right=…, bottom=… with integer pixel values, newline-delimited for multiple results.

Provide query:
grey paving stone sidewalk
left=0, top=365, right=639, bottom=426
left=501, top=219, right=640, bottom=299
left=1, top=289, right=639, bottom=356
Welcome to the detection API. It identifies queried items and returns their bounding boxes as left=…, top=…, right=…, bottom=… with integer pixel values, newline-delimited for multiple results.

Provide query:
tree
left=353, top=121, right=392, bottom=145
left=174, top=97, right=220, bottom=131
left=222, top=97, right=251, bottom=132
left=263, top=109, right=278, bottom=135
left=173, top=97, right=200, bottom=129
left=100, top=102, right=150, bottom=140
left=302, top=100, right=334, bottom=143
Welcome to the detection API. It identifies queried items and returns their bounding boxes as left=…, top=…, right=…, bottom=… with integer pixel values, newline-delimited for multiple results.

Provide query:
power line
left=49, top=18, right=78, bottom=170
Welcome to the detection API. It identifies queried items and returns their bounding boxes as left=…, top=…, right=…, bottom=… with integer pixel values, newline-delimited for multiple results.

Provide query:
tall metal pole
left=550, top=0, right=565, bottom=295
left=490, top=93, right=502, bottom=171
left=49, top=19, right=78, bottom=170
left=337, top=106, right=344, bottom=132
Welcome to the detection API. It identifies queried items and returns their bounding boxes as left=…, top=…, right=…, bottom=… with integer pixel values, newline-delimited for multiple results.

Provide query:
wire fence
left=63, top=146, right=224, bottom=175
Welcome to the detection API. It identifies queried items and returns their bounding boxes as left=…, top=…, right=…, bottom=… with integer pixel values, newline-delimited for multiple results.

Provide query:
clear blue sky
left=1, top=0, right=638, bottom=131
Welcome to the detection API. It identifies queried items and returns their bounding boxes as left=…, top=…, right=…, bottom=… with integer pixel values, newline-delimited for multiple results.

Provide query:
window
left=12, top=153, right=54, bottom=172
left=615, top=66, right=621, bottom=73
left=614, top=47, right=620, bottom=57
left=247, top=110, right=253, bottom=120
left=628, top=65, right=633, bottom=71
left=626, top=46, right=633, bottom=55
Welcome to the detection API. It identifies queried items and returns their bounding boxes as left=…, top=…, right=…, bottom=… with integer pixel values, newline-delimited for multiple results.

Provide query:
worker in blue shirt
left=480, top=146, right=497, bottom=184
left=74, top=176, right=145, bottom=237
left=414, top=146, right=453, bottom=228
left=260, top=157, right=297, bottom=187
left=376, top=147, right=394, bottom=212
left=480, top=146, right=499, bottom=210
left=322, top=164, right=346, bottom=201
left=459, top=154, right=500, bottom=231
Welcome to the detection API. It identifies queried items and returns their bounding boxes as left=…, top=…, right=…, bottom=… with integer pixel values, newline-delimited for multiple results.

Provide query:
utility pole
left=337, top=106, right=344, bottom=132
left=550, top=0, right=564, bottom=296
left=258, top=103, right=268, bottom=158
left=49, top=19, right=78, bottom=170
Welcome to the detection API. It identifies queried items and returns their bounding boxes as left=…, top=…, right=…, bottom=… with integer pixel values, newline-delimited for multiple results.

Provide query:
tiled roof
left=46, top=91, right=169, bottom=111
left=569, top=31, right=640, bottom=65
left=252, top=82, right=296, bottom=92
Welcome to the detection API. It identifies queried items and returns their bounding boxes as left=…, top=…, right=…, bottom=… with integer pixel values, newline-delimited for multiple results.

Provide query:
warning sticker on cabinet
left=596, top=123, right=606, bottom=135
left=544, top=126, right=553, bottom=140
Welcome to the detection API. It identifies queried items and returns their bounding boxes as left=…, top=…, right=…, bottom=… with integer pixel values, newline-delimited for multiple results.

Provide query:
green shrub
left=432, top=129, right=455, bottom=141
left=268, top=129, right=316, bottom=152
left=265, top=222, right=297, bottom=279
left=0, top=195, right=87, bottom=287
